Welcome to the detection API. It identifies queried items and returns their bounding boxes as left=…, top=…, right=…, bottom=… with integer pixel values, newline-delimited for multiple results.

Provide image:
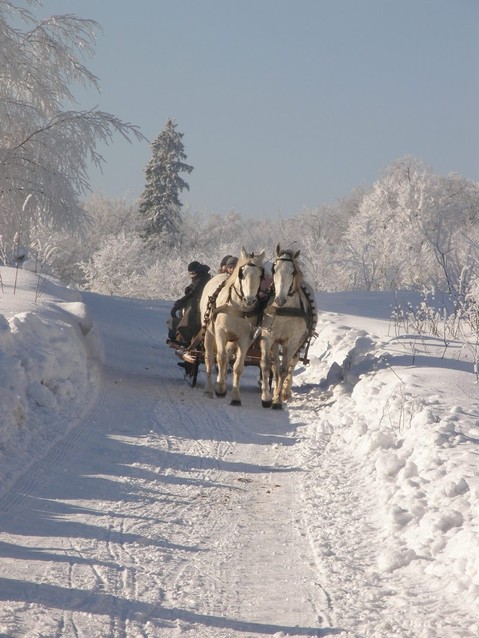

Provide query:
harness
left=264, top=286, right=315, bottom=330
left=200, top=261, right=265, bottom=330
left=264, top=253, right=318, bottom=364
left=268, top=255, right=313, bottom=323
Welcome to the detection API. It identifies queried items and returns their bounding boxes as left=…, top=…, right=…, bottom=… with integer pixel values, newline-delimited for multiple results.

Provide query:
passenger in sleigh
left=167, top=261, right=211, bottom=346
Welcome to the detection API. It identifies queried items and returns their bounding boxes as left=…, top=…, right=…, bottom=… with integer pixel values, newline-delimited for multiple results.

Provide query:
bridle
left=231, top=261, right=265, bottom=305
left=272, top=254, right=297, bottom=298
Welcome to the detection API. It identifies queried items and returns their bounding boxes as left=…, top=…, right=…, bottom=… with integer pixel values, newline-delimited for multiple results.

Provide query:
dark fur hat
left=188, top=261, right=201, bottom=273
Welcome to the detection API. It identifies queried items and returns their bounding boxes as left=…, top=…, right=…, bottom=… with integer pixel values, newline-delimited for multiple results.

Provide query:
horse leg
left=230, top=338, right=248, bottom=406
left=203, top=330, right=216, bottom=398
left=259, top=333, right=273, bottom=408
left=282, top=354, right=299, bottom=402
left=272, top=344, right=289, bottom=410
left=215, top=336, right=228, bottom=397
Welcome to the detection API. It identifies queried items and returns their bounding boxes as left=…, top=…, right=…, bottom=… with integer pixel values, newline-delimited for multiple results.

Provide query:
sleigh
left=167, top=336, right=263, bottom=388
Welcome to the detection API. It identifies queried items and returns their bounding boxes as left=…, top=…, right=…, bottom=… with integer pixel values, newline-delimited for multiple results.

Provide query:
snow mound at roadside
left=0, top=267, right=103, bottom=491
left=295, top=305, right=479, bottom=633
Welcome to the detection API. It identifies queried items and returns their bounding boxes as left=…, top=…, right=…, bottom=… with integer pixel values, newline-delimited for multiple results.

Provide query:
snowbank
left=0, top=266, right=102, bottom=490
left=294, top=291, right=479, bottom=633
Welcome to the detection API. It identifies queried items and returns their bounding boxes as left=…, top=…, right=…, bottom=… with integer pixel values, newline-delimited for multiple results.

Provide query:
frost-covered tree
left=288, top=190, right=363, bottom=291
left=82, top=195, right=142, bottom=252
left=0, top=0, right=143, bottom=263
left=82, top=232, right=145, bottom=296
left=20, top=195, right=144, bottom=287
left=341, top=157, right=479, bottom=293
left=419, top=171, right=479, bottom=300
left=138, top=119, right=193, bottom=244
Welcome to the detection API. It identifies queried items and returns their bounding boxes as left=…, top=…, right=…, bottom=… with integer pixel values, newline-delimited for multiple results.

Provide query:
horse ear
left=258, top=249, right=266, bottom=261
left=276, top=243, right=281, bottom=257
left=240, top=247, right=248, bottom=260
left=294, top=249, right=301, bottom=259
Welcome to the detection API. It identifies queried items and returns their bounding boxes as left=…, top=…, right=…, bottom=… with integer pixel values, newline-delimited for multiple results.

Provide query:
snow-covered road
left=0, top=292, right=327, bottom=637
left=1, top=269, right=477, bottom=638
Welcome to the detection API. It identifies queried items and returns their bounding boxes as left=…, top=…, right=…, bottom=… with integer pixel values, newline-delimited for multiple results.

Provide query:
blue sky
left=39, top=0, right=479, bottom=219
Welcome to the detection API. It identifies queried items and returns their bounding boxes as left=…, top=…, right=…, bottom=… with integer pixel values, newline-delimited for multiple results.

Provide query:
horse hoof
left=204, top=391, right=213, bottom=399
left=230, top=399, right=242, bottom=406
left=272, top=403, right=283, bottom=410
left=262, top=400, right=272, bottom=409
left=215, top=389, right=227, bottom=398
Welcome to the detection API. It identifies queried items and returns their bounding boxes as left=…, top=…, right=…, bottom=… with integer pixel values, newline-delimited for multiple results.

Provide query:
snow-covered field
left=0, top=265, right=477, bottom=637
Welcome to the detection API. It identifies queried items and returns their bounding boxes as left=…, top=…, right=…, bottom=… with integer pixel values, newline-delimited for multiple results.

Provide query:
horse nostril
left=275, top=296, right=286, bottom=307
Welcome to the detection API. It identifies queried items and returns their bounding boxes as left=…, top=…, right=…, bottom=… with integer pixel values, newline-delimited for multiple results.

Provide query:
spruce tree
left=139, top=119, right=193, bottom=244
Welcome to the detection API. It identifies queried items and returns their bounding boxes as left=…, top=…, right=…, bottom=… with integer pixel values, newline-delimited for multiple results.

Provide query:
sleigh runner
left=167, top=334, right=265, bottom=388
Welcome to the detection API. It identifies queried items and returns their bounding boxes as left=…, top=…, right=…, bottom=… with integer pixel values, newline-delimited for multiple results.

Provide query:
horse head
left=273, top=243, right=301, bottom=306
left=234, top=247, right=266, bottom=307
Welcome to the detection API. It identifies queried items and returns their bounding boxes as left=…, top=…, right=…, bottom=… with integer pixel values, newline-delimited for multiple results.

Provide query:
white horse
left=260, top=244, right=317, bottom=410
left=201, top=247, right=265, bottom=405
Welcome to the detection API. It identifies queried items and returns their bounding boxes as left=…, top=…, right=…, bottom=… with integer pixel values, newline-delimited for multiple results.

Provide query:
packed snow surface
left=0, top=265, right=477, bottom=637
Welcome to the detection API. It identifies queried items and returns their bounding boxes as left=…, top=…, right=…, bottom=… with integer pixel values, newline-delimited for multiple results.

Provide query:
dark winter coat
left=172, top=268, right=211, bottom=345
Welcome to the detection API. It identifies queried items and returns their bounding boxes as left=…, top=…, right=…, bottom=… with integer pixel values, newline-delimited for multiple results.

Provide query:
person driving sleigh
left=167, top=261, right=211, bottom=346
